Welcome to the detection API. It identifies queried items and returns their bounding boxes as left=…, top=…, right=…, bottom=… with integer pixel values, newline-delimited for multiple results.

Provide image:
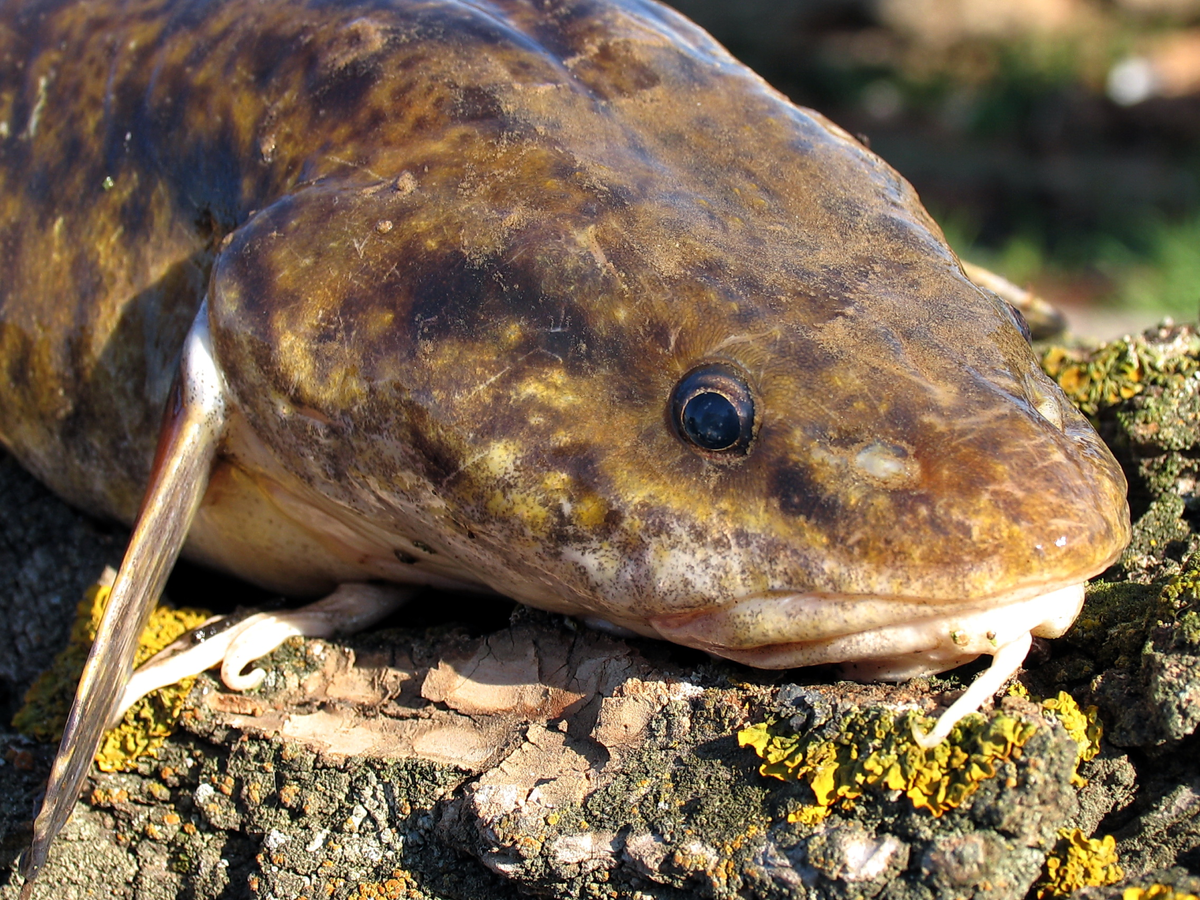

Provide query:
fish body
left=0, top=0, right=1128, bottom=887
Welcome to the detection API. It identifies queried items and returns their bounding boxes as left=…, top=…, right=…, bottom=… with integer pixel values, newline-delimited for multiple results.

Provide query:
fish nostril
left=1016, top=368, right=1068, bottom=432
left=1029, top=386, right=1065, bottom=431
left=854, top=440, right=919, bottom=487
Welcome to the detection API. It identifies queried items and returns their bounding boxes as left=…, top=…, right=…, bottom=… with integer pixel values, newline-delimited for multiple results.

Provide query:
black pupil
left=683, top=392, right=740, bottom=450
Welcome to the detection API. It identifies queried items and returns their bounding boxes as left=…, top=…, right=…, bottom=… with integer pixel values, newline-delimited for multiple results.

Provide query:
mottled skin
left=1, top=0, right=1127, bottom=668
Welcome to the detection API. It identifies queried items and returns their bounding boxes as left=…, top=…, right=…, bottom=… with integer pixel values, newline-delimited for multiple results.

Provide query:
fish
left=0, top=0, right=1130, bottom=892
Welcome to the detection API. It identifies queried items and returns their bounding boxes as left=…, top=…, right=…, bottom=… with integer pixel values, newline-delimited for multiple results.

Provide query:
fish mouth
left=647, top=580, right=1087, bottom=680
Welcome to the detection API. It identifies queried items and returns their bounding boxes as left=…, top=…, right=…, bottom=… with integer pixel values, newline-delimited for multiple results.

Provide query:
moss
left=1178, top=611, right=1200, bottom=650
left=1043, top=341, right=1147, bottom=416
left=1136, top=549, right=1200, bottom=653
left=1034, top=828, right=1123, bottom=898
left=1122, top=496, right=1193, bottom=576
left=1070, top=549, right=1200, bottom=657
left=738, top=706, right=1036, bottom=821
left=12, top=574, right=211, bottom=770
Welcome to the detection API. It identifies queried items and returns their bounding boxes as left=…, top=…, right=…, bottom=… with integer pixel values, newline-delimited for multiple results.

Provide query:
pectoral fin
left=115, top=582, right=413, bottom=715
left=20, top=302, right=227, bottom=896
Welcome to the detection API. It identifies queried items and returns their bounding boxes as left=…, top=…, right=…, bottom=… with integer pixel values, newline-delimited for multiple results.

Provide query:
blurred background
left=664, top=0, right=1200, bottom=338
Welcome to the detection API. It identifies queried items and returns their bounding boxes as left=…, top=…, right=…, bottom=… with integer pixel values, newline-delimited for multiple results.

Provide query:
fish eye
left=670, top=363, right=756, bottom=456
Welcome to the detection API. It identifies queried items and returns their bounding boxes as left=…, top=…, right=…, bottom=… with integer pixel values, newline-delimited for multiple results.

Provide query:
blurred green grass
left=940, top=208, right=1200, bottom=320
left=1108, top=213, right=1200, bottom=316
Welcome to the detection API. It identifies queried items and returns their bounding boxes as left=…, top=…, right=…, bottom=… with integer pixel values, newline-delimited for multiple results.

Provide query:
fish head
left=206, top=4, right=1129, bottom=681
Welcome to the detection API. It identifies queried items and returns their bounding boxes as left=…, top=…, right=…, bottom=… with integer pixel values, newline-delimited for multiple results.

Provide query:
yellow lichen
left=13, top=573, right=211, bottom=771
left=787, top=804, right=831, bottom=826
left=1123, top=886, right=1200, bottom=900
left=1008, top=684, right=1102, bottom=787
left=1040, top=692, right=1102, bottom=786
left=738, top=707, right=1036, bottom=820
left=1035, top=828, right=1123, bottom=898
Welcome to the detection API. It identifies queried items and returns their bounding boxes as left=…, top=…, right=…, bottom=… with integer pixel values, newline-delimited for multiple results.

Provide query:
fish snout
left=759, top=359, right=1130, bottom=604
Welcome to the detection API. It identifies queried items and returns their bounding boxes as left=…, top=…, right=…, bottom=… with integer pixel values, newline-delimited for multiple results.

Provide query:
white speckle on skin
left=561, top=543, right=618, bottom=585
left=650, top=539, right=725, bottom=600
left=481, top=440, right=521, bottom=477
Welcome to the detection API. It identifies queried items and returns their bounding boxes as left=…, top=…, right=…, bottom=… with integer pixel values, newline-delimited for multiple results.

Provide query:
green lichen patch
left=55, top=723, right=505, bottom=900
left=1156, top=551, right=1200, bottom=653
left=1049, top=325, right=1200, bottom=579
left=1083, top=580, right=1200, bottom=747
left=1041, top=330, right=1200, bottom=418
left=1042, top=326, right=1200, bottom=579
left=1101, top=547, right=1200, bottom=631
left=1033, top=828, right=1123, bottom=898
left=737, top=706, right=1037, bottom=821
left=1121, top=495, right=1194, bottom=582
left=11, top=576, right=211, bottom=770
left=1059, top=579, right=1160, bottom=674
left=1047, top=551, right=1200, bottom=748
left=1078, top=549, right=1200, bottom=661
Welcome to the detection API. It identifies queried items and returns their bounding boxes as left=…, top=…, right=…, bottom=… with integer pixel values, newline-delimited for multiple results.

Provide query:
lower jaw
left=647, top=581, right=1086, bottom=678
